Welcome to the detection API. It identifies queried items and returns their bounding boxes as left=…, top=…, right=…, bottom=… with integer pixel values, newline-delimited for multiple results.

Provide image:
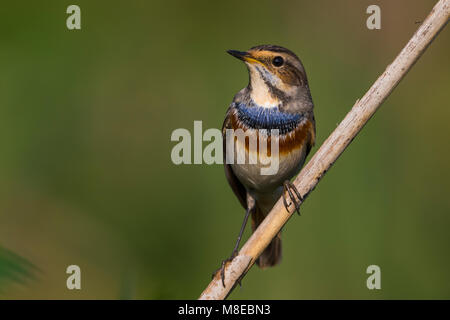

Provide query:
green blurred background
left=0, top=0, right=449, bottom=299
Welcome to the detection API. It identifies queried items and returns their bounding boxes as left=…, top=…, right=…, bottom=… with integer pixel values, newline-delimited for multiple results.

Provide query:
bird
left=217, top=45, right=316, bottom=285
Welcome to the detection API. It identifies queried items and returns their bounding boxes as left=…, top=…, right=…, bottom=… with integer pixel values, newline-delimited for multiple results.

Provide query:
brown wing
left=222, top=110, right=247, bottom=209
left=305, top=115, right=316, bottom=156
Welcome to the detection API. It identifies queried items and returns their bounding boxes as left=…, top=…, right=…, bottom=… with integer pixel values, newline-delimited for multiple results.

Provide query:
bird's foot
left=212, top=250, right=239, bottom=288
left=283, top=180, right=303, bottom=215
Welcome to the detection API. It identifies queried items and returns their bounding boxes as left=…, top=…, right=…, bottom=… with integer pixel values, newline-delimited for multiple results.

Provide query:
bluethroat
left=217, top=45, right=316, bottom=285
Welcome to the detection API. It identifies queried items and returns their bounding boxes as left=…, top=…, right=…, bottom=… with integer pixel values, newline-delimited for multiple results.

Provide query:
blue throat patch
left=235, top=102, right=303, bottom=134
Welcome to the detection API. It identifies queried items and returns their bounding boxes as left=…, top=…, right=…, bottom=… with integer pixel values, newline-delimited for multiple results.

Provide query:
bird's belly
left=230, top=133, right=307, bottom=193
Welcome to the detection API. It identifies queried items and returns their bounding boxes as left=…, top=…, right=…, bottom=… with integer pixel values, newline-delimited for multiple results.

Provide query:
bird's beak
left=227, top=50, right=261, bottom=64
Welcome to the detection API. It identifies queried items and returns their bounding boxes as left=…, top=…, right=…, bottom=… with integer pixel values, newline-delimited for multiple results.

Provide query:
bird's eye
left=272, top=56, right=284, bottom=67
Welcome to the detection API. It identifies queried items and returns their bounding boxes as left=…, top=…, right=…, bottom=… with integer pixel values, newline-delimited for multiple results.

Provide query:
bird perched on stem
left=217, top=45, right=316, bottom=285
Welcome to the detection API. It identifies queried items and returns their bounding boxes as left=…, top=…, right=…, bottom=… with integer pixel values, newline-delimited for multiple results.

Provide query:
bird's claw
left=212, top=250, right=238, bottom=288
left=283, top=180, right=303, bottom=215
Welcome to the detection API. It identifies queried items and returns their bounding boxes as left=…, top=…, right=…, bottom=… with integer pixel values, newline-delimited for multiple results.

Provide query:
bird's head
left=228, top=45, right=311, bottom=108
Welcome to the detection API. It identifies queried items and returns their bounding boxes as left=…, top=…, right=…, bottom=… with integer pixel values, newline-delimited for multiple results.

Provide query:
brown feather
left=252, top=204, right=282, bottom=268
left=222, top=112, right=247, bottom=209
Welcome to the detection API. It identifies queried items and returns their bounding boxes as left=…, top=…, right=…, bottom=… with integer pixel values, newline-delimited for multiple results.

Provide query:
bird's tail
left=251, top=204, right=282, bottom=269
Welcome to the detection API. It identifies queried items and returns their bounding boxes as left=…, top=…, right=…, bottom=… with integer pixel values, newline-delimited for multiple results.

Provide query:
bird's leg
left=283, top=180, right=303, bottom=215
left=212, top=205, right=254, bottom=288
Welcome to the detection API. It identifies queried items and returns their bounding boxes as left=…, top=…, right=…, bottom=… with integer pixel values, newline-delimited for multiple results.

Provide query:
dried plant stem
left=199, top=0, right=449, bottom=300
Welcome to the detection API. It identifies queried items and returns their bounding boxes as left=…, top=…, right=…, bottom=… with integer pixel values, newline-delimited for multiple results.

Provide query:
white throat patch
left=248, top=64, right=281, bottom=108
